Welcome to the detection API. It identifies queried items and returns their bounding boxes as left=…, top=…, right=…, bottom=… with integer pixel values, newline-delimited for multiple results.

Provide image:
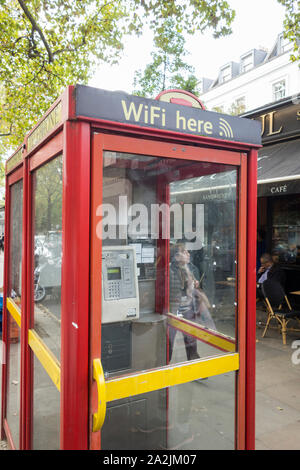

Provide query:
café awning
left=258, top=139, right=300, bottom=196
left=169, top=138, right=300, bottom=200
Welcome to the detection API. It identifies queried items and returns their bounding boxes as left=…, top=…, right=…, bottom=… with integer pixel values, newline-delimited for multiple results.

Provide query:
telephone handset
left=102, top=246, right=139, bottom=323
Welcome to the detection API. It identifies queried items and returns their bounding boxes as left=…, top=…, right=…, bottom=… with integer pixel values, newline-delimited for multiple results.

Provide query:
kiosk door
left=90, top=133, right=247, bottom=450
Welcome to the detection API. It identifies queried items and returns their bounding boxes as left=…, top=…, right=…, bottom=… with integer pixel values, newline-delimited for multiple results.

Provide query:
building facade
left=199, top=33, right=300, bottom=298
left=243, top=96, right=300, bottom=299
left=199, top=33, right=300, bottom=115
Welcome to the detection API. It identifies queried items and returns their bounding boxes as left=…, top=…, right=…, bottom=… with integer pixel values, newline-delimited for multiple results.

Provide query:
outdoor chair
left=261, top=279, right=300, bottom=345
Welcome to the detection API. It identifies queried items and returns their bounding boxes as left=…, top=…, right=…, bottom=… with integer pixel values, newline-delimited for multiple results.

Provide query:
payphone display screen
left=107, top=267, right=121, bottom=280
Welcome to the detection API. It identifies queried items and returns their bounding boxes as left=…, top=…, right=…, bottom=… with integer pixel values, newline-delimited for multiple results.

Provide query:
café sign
left=249, top=100, right=300, bottom=144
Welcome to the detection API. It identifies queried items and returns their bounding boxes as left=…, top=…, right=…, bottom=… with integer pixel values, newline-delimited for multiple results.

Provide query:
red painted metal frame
left=21, top=156, right=32, bottom=450
left=1, top=165, right=23, bottom=449
left=2, top=84, right=259, bottom=450
left=89, top=134, right=103, bottom=450
left=86, top=118, right=258, bottom=152
left=89, top=132, right=256, bottom=450
left=60, top=120, right=91, bottom=450
left=246, top=149, right=258, bottom=450
left=235, top=153, right=248, bottom=449
left=1, top=169, right=12, bottom=442
left=25, top=134, right=64, bottom=450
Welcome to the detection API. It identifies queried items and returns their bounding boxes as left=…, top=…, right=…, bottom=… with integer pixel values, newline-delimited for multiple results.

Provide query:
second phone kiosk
left=2, top=86, right=261, bottom=450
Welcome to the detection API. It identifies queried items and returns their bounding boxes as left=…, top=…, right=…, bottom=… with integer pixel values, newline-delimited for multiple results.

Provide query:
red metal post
left=246, top=148, right=258, bottom=449
left=60, top=120, right=91, bottom=449
left=1, top=173, right=11, bottom=440
left=21, top=156, right=34, bottom=450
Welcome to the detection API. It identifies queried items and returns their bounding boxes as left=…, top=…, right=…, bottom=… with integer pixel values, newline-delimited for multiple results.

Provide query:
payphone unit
left=101, top=246, right=139, bottom=324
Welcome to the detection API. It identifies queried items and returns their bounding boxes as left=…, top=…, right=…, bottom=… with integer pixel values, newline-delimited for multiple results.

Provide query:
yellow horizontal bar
left=106, top=353, right=239, bottom=402
left=28, top=329, right=61, bottom=391
left=167, top=313, right=236, bottom=353
left=7, top=297, right=21, bottom=328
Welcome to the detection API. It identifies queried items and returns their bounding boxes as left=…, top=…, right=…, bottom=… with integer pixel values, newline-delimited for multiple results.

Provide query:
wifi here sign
left=76, top=86, right=261, bottom=145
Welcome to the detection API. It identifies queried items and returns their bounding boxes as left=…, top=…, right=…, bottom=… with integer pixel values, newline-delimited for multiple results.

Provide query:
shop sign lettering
left=27, top=101, right=62, bottom=152
left=121, top=100, right=231, bottom=138
left=75, top=86, right=261, bottom=145
left=252, top=103, right=300, bottom=143
left=260, top=111, right=283, bottom=137
left=270, top=184, right=287, bottom=194
left=6, top=147, right=23, bottom=173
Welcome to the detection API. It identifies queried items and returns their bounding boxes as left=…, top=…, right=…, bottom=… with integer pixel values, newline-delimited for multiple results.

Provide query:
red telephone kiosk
left=1, top=86, right=260, bottom=450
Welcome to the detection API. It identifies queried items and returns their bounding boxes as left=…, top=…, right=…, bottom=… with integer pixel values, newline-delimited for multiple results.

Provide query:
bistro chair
left=261, top=279, right=300, bottom=345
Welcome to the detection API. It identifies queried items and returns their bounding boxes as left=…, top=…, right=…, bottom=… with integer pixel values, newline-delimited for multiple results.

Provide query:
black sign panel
left=75, top=85, right=261, bottom=146
left=244, top=100, right=300, bottom=145
left=258, top=179, right=300, bottom=197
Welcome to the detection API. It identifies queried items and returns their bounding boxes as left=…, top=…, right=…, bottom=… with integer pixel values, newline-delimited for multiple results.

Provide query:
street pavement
left=255, top=309, right=300, bottom=450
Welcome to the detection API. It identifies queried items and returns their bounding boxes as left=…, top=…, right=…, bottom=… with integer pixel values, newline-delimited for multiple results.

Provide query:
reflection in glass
left=170, top=169, right=237, bottom=344
left=100, top=151, right=238, bottom=450
left=32, top=155, right=62, bottom=360
left=9, top=180, right=23, bottom=302
left=101, top=152, right=237, bottom=380
left=6, top=316, right=21, bottom=449
left=33, top=356, right=60, bottom=450
left=32, top=156, right=62, bottom=449
left=6, top=180, right=23, bottom=448
left=102, top=372, right=235, bottom=450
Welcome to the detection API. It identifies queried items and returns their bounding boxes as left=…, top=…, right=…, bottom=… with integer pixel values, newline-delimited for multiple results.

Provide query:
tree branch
left=17, top=0, right=54, bottom=63
left=53, top=2, right=114, bottom=57
left=0, top=123, right=12, bottom=138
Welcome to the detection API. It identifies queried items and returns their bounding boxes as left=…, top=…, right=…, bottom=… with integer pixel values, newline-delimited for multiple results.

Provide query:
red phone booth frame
left=1, top=85, right=260, bottom=450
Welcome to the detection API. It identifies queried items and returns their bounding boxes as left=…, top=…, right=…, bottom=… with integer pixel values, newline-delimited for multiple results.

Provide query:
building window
left=240, top=53, right=253, bottom=73
left=273, top=80, right=286, bottom=101
left=212, top=105, right=224, bottom=113
left=220, top=66, right=231, bottom=83
left=235, top=96, right=246, bottom=109
left=278, top=34, right=293, bottom=54
left=228, top=97, right=246, bottom=116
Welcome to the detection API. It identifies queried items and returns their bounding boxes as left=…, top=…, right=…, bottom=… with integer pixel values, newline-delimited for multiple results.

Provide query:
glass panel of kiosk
left=100, top=151, right=238, bottom=450
left=7, top=180, right=23, bottom=449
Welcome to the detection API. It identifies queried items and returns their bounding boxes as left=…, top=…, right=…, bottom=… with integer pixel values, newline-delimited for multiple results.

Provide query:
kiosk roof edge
left=75, top=84, right=262, bottom=147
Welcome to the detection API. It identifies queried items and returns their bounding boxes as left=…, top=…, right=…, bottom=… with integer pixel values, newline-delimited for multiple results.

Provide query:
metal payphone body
left=102, top=246, right=139, bottom=324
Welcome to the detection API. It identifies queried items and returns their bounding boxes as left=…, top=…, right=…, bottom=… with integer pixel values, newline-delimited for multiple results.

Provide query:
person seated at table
left=256, top=252, right=286, bottom=299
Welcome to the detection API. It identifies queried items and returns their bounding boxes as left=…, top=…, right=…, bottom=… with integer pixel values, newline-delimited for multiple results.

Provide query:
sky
left=89, top=0, right=287, bottom=94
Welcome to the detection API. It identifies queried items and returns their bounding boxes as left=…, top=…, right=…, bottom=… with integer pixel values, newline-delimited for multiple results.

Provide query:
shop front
left=1, top=86, right=260, bottom=450
left=243, top=97, right=300, bottom=300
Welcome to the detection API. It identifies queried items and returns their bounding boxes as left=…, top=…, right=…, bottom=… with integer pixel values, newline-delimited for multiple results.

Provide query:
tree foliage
left=278, top=0, right=300, bottom=63
left=133, top=18, right=202, bottom=97
left=2, top=0, right=298, bottom=163
left=34, top=155, right=62, bottom=233
left=0, top=0, right=235, bottom=159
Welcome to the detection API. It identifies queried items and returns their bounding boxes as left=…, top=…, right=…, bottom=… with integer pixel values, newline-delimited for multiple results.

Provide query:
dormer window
left=240, top=53, right=253, bottom=73
left=220, top=65, right=231, bottom=83
left=278, top=33, right=293, bottom=54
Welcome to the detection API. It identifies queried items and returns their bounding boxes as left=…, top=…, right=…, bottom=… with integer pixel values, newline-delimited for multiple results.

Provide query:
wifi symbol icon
left=219, top=118, right=234, bottom=138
